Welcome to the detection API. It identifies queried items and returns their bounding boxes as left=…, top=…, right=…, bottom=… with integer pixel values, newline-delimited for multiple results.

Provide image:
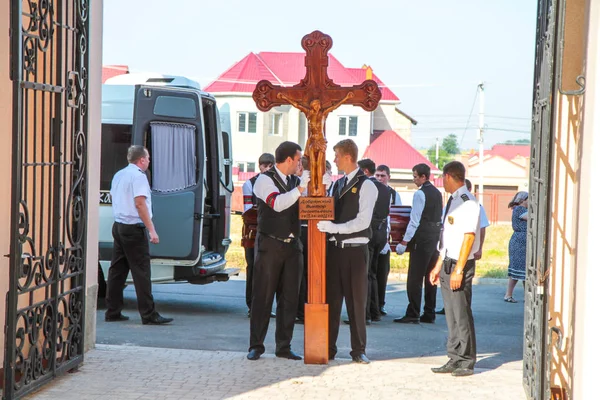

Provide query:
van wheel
left=98, top=262, right=107, bottom=300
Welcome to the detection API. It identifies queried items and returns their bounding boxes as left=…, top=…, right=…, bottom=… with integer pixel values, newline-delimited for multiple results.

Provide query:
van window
left=153, top=96, right=197, bottom=119
left=101, top=124, right=132, bottom=191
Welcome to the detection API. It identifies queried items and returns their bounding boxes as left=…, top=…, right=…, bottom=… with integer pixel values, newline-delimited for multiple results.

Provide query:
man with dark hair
left=317, top=139, right=377, bottom=364
left=375, top=164, right=402, bottom=315
left=242, top=153, right=275, bottom=318
left=430, top=161, right=480, bottom=377
left=247, top=141, right=309, bottom=361
left=394, top=163, right=443, bottom=324
left=436, top=178, right=489, bottom=315
left=357, top=158, right=391, bottom=323
left=105, top=145, right=173, bottom=325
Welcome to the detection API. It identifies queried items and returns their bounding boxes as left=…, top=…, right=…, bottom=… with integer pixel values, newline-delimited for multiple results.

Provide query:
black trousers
left=249, top=233, right=302, bottom=354
left=296, top=225, right=309, bottom=320
left=245, top=246, right=255, bottom=310
left=440, top=258, right=477, bottom=369
left=404, top=237, right=439, bottom=319
left=105, top=222, right=156, bottom=319
left=327, top=243, right=369, bottom=358
left=376, top=251, right=391, bottom=308
left=367, top=225, right=387, bottom=320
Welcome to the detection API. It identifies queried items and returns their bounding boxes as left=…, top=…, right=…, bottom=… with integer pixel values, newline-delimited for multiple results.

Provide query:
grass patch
left=225, top=216, right=513, bottom=279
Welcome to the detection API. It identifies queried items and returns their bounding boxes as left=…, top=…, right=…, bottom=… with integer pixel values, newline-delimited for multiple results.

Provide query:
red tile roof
left=203, top=52, right=399, bottom=101
left=469, top=144, right=531, bottom=161
left=362, top=130, right=438, bottom=171
left=102, top=65, right=129, bottom=83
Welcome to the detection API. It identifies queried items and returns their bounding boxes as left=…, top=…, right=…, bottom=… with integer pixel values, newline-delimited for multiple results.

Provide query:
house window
left=238, top=112, right=257, bottom=133
left=237, top=162, right=245, bottom=173
left=269, top=113, right=282, bottom=135
left=247, top=162, right=256, bottom=173
left=338, top=116, right=358, bottom=136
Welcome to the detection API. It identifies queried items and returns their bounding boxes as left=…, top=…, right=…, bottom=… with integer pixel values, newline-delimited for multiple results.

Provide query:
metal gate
left=3, top=0, right=89, bottom=398
left=523, top=0, right=556, bottom=399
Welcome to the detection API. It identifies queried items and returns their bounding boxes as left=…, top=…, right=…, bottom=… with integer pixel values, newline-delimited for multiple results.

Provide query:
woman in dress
left=504, top=191, right=529, bottom=303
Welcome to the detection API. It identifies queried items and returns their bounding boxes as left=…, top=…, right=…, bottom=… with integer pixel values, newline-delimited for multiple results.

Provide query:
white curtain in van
left=150, top=122, right=197, bottom=192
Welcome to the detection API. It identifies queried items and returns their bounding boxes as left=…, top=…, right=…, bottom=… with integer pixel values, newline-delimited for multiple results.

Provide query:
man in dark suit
left=247, top=141, right=309, bottom=361
left=317, top=139, right=377, bottom=364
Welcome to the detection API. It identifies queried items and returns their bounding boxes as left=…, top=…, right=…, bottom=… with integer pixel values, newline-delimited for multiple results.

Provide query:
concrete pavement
left=25, top=344, right=525, bottom=400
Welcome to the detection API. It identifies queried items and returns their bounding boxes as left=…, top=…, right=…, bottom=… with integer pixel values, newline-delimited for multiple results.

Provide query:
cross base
left=304, top=303, right=329, bottom=364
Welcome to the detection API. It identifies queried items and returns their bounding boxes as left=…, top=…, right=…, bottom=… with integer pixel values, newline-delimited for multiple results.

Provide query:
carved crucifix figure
left=252, top=30, right=381, bottom=364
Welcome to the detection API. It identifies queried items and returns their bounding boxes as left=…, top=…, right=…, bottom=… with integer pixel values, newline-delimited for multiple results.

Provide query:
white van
left=98, top=73, right=237, bottom=295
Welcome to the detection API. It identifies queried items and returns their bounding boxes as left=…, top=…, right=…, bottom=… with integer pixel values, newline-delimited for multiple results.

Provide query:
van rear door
left=131, top=85, right=205, bottom=265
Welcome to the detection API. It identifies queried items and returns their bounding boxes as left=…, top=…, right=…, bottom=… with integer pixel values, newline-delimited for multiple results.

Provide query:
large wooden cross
left=253, top=30, right=381, bottom=364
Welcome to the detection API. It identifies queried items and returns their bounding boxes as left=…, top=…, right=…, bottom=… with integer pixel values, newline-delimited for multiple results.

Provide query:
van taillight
left=199, top=268, right=207, bottom=275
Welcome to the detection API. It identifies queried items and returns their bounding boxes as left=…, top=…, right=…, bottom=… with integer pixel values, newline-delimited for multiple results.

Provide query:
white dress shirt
left=111, top=163, right=152, bottom=224
left=402, top=189, right=425, bottom=243
left=253, top=166, right=301, bottom=213
left=242, top=178, right=254, bottom=212
left=330, top=168, right=378, bottom=244
left=438, top=185, right=481, bottom=260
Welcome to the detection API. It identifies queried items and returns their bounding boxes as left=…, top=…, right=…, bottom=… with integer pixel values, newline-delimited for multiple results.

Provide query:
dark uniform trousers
left=245, top=247, right=255, bottom=310
left=326, top=243, right=369, bottom=358
left=439, top=258, right=477, bottom=369
left=405, top=237, right=440, bottom=319
left=296, top=225, right=309, bottom=320
left=376, top=251, right=391, bottom=309
left=106, top=222, right=156, bottom=319
left=367, top=223, right=387, bottom=320
left=249, top=233, right=303, bottom=354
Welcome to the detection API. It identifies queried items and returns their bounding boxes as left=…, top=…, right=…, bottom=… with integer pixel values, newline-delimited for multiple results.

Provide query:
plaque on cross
left=252, top=30, right=382, bottom=364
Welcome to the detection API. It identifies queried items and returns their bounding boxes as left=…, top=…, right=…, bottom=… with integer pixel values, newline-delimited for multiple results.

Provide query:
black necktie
left=286, top=176, right=292, bottom=191
left=439, top=195, right=454, bottom=251
left=337, top=176, right=347, bottom=197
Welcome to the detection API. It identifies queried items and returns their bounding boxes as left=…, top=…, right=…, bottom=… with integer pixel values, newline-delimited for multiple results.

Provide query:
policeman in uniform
left=317, top=139, right=377, bottom=364
left=247, top=141, right=310, bottom=361
left=358, top=158, right=391, bottom=323
left=429, top=161, right=480, bottom=377
left=374, top=164, right=401, bottom=315
left=105, top=145, right=173, bottom=325
left=394, top=163, right=443, bottom=324
left=242, top=153, right=275, bottom=317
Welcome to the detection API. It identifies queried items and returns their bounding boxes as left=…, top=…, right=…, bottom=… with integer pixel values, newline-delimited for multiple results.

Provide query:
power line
left=459, top=86, right=479, bottom=147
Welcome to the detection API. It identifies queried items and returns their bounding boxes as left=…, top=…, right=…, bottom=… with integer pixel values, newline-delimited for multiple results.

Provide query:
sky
left=102, top=0, right=538, bottom=150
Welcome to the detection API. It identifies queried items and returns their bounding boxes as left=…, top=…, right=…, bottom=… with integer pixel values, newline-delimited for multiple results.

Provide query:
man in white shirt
left=317, top=139, right=377, bottom=364
left=436, top=178, right=490, bottom=315
left=105, top=145, right=173, bottom=325
left=429, top=161, right=480, bottom=377
left=394, top=163, right=443, bottom=324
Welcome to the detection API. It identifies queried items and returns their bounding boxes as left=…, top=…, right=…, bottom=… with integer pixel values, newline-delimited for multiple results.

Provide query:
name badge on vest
left=448, top=216, right=454, bottom=224
left=351, top=187, right=357, bottom=194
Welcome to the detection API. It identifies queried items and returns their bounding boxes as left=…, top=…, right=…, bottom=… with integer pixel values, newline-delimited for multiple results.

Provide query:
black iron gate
left=523, top=0, right=557, bottom=399
left=3, top=0, right=89, bottom=398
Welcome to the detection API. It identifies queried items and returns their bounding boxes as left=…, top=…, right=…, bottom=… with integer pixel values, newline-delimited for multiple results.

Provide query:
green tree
left=442, top=133, right=460, bottom=155
left=427, top=134, right=461, bottom=168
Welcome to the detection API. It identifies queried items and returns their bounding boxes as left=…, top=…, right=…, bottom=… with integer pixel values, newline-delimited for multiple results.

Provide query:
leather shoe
left=393, top=316, right=419, bottom=324
left=141, top=313, right=173, bottom=325
left=435, top=308, right=446, bottom=315
left=105, top=313, right=129, bottom=322
left=247, top=349, right=262, bottom=361
left=294, top=317, right=304, bottom=324
left=420, top=315, right=435, bottom=323
left=371, top=315, right=382, bottom=322
left=275, top=350, right=302, bottom=360
left=431, top=361, right=458, bottom=374
left=351, top=354, right=370, bottom=364
left=379, top=307, right=387, bottom=316
left=451, top=368, right=474, bottom=377
left=344, top=319, right=371, bottom=325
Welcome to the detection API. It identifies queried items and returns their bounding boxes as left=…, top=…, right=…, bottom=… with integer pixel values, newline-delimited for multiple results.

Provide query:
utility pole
left=477, top=82, right=485, bottom=197
left=435, top=137, right=440, bottom=168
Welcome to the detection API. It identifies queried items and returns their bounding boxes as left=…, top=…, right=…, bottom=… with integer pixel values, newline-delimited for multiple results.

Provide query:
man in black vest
left=357, top=158, right=391, bottom=323
left=242, top=153, right=275, bottom=317
left=317, top=139, right=377, bottom=364
left=375, top=164, right=402, bottom=315
left=247, top=141, right=309, bottom=361
left=394, top=163, right=443, bottom=324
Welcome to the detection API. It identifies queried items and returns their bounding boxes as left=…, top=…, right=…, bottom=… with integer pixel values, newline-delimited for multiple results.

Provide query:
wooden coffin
left=241, top=206, right=258, bottom=248
left=389, top=205, right=412, bottom=248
